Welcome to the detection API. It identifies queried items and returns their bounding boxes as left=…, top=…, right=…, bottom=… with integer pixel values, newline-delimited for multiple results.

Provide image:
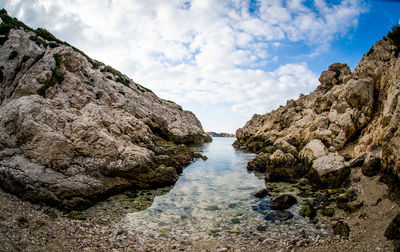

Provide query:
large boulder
left=0, top=13, right=210, bottom=209
left=299, top=139, right=329, bottom=165
left=309, top=153, right=350, bottom=188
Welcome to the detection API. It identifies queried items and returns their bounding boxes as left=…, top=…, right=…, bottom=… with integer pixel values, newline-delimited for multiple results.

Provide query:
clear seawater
left=122, top=137, right=329, bottom=240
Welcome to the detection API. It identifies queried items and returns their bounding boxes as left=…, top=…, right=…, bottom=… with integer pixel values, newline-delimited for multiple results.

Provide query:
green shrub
left=135, top=83, right=153, bottom=93
left=8, top=50, right=18, bottom=60
left=29, top=35, right=47, bottom=47
left=388, top=24, right=400, bottom=49
left=34, top=28, right=62, bottom=44
left=53, top=53, right=62, bottom=68
left=22, top=55, right=31, bottom=63
left=37, top=54, right=64, bottom=97
left=0, top=9, right=32, bottom=36
left=101, top=65, right=131, bottom=86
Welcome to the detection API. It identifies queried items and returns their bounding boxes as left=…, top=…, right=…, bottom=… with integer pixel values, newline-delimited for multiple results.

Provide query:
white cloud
left=2, top=0, right=366, bottom=131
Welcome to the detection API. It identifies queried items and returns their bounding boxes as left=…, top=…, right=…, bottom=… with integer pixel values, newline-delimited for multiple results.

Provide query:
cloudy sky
left=1, top=0, right=399, bottom=133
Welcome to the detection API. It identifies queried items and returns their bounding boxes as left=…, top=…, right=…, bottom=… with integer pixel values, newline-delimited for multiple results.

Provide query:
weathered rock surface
left=0, top=11, right=210, bottom=209
left=235, top=28, right=400, bottom=190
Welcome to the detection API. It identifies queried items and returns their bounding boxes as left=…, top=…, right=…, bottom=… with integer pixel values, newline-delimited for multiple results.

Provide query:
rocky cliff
left=234, top=27, right=400, bottom=197
left=0, top=10, right=211, bottom=209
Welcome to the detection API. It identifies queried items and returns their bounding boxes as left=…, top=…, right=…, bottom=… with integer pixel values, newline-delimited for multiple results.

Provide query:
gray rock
left=309, top=153, right=350, bottom=188
left=299, top=139, right=328, bottom=165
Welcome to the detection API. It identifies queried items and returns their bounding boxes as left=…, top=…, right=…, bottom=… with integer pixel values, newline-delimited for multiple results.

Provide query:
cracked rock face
left=235, top=32, right=400, bottom=189
left=0, top=14, right=210, bottom=209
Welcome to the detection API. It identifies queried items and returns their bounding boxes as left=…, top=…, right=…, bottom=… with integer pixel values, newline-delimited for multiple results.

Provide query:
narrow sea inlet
left=120, top=138, right=330, bottom=245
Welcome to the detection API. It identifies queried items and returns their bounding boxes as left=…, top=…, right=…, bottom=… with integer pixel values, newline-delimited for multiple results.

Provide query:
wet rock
left=257, top=200, right=271, bottom=211
left=275, top=210, right=294, bottom=221
left=362, top=149, right=382, bottom=177
left=201, top=155, right=208, bottom=161
left=337, top=200, right=363, bottom=213
left=309, top=153, right=350, bottom=188
left=332, top=221, right=350, bottom=237
left=254, top=188, right=269, bottom=198
left=299, top=204, right=316, bottom=218
left=320, top=207, right=334, bottom=217
left=270, top=194, right=297, bottom=210
left=336, top=190, right=357, bottom=203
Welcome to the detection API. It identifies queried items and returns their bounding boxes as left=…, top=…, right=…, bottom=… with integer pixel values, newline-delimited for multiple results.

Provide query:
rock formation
left=207, top=132, right=235, bottom=138
left=0, top=10, right=211, bottom=209
left=234, top=26, right=400, bottom=194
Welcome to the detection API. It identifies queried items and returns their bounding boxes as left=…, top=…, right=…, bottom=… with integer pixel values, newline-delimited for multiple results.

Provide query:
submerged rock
left=254, top=188, right=269, bottom=198
left=270, top=194, right=297, bottom=210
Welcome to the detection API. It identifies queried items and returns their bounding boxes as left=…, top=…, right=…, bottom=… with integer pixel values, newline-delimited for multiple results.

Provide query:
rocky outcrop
left=235, top=26, right=400, bottom=191
left=0, top=10, right=210, bottom=209
left=207, top=132, right=235, bottom=138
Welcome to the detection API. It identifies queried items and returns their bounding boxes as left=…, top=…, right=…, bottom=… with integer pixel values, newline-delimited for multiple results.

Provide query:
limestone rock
left=309, top=153, right=350, bottom=188
left=299, top=139, right=328, bottom=165
left=236, top=30, right=400, bottom=192
left=0, top=12, right=210, bottom=209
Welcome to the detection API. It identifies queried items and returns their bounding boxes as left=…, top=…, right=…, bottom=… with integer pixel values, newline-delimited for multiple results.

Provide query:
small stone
left=201, top=155, right=208, bottom=161
left=270, top=194, right=297, bottom=210
left=254, top=188, right=269, bottom=198
left=332, top=221, right=350, bottom=237
left=256, top=225, right=268, bottom=232
left=320, top=207, right=334, bottom=217
left=299, top=204, right=316, bottom=218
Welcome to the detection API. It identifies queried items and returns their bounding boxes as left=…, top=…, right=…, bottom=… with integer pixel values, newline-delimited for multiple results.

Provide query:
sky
left=1, top=0, right=400, bottom=133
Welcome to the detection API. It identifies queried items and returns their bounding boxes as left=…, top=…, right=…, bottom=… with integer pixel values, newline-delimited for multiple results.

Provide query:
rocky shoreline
left=234, top=26, right=400, bottom=250
left=0, top=164, right=396, bottom=251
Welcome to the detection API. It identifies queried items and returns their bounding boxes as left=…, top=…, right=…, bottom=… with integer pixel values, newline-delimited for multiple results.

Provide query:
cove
left=120, top=137, right=330, bottom=244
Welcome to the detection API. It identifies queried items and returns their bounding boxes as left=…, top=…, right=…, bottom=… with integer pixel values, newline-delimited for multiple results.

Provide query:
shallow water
left=122, top=137, right=330, bottom=242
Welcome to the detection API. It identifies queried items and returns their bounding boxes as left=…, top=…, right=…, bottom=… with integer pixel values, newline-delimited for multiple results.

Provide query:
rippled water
left=122, top=137, right=330, bottom=242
